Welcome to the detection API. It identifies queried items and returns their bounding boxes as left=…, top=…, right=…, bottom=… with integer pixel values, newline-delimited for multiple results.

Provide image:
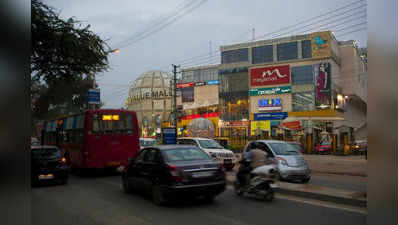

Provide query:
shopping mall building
left=174, top=31, right=367, bottom=151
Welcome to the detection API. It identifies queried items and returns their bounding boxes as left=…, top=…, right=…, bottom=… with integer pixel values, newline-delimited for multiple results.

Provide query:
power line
left=116, top=0, right=208, bottom=49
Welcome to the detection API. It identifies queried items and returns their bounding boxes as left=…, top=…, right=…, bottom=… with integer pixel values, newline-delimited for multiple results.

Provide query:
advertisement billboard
left=311, top=31, right=331, bottom=59
left=250, top=65, right=290, bottom=86
left=249, top=86, right=291, bottom=96
left=177, top=82, right=194, bottom=89
left=314, top=62, right=331, bottom=108
left=258, top=98, right=282, bottom=111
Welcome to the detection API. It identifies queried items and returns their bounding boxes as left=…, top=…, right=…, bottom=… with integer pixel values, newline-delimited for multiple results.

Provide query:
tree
left=31, top=0, right=110, bottom=120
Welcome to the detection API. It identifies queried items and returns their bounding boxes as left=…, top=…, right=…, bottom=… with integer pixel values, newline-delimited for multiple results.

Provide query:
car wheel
left=152, top=185, right=167, bottom=206
left=203, top=195, right=215, bottom=203
left=122, top=175, right=133, bottom=194
left=301, top=177, right=311, bottom=183
left=275, top=171, right=283, bottom=181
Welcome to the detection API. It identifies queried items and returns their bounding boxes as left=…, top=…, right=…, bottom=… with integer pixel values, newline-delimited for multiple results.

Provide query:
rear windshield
left=269, top=143, right=300, bottom=155
left=321, top=142, right=330, bottom=146
left=32, top=148, right=62, bottom=160
left=198, top=139, right=224, bottom=149
left=163, top=148, right=210, bottom=162
left=92, top=113, right=135, bottom=134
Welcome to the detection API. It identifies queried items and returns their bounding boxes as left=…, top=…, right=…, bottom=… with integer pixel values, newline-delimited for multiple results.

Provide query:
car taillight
left=61, top=157, right=67, bottom=165
left=167, top=164, right=182, bottom=182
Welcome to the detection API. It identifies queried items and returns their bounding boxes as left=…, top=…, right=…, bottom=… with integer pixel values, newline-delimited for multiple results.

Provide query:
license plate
left=270, top=183, right=278, bottom=188
left=192, top=171, right=214, bottom=178
left=224, top=159, right=232, bottom=164
left=107, top=161, right=120, bottom=166
left=39, top=174, right=54, bottom=180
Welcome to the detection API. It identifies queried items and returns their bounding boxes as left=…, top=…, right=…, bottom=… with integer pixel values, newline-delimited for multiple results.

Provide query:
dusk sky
left=42, top=0, right=367, bottom=108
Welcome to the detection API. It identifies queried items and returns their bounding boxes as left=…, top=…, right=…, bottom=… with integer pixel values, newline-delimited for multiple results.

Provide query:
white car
left=177, top=137, right=236, bottom=171
left=139, top=138, right=157, bottom=150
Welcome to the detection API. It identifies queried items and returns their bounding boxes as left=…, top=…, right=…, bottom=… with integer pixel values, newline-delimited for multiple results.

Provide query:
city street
left=32, top=173, right=366, bottom=225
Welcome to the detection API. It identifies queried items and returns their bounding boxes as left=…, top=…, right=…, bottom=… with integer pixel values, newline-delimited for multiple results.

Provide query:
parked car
left=177, top=137, right=236, bottom=171
left=31, top=145, right=69, bottom=186
left=121, top=145, right=226, bottom=205
left=287, top=141, right=305, bottom=154
left=315, top=142, right=332, bottom=154
left=31, top=137, right=40, bottom=146
left=243, top=140, right=311, bottom=183
left=139, top=138, right=157, bottom=150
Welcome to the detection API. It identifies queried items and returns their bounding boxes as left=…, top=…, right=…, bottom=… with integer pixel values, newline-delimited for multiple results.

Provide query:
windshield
left=32, top=148, right=62, bottom=160
left=163, top=148, right=211, bottom=162
left=321, top=142, right=330, bottom=146
left=92, top=113, right=135, bottom=134
left=198, top=139, right=224, bottom=149
left=290, top=144, right=302, bottom=152
left=140, top=139, right=156, bottom=147
left=269, top=143, right=300, bottom=155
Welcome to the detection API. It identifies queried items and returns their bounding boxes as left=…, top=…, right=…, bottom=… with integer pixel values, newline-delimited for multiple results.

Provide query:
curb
left=225, top=179, right=367, bottom=208
left=311, top=170, right=367, bottom=177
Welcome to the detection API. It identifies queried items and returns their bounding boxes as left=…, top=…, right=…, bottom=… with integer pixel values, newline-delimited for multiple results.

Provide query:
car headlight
left=210, top=152, right=217, bottom=158
left=277, top=157, right=288, bottom=166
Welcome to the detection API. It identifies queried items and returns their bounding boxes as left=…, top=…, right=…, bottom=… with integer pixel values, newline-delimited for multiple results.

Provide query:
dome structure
left=186, top=118, right=215, bottom=138
left=125, top=70, right=174, bottom=137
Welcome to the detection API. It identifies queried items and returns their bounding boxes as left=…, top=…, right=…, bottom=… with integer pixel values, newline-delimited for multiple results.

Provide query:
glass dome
left=129, top=70, right=172, bottom=98
left=186, top=118, right=215, bottom=138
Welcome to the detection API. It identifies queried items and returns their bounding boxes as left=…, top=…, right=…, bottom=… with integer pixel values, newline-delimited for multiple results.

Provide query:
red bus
left=41, top=109, right=140, bottom=170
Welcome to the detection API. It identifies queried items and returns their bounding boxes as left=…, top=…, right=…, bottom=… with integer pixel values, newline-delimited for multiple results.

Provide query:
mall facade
left=174, top=31, right=367, bottom=152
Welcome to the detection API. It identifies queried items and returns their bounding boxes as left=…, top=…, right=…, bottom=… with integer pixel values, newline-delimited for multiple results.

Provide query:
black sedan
left=31, top=145, right=69, bottom=186
left=121, top=145, right=226, bottom=205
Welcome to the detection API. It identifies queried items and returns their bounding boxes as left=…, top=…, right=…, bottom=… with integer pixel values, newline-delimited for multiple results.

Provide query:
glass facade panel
left=277, top=42, right=298, bottom=61
left=181, top=87, right=194, bottom=102
left=252, top=45, right=273, bottom=64
left=292, top=91, right=314, bottom=112
left=291, top=65, right=313, bottom=85
left=182, top=69, right=218, bottom=83
left=221, top=48, right=249, bottom=64
left=302, top=40, right=312, bottom=59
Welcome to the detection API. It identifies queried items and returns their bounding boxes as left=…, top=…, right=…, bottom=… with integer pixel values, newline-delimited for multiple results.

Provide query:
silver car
left=243, top=140, right=311, bottom=183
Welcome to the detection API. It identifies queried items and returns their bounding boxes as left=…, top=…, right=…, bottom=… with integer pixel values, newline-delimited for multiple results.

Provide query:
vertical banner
left=314, top=62, right=331, bottom=108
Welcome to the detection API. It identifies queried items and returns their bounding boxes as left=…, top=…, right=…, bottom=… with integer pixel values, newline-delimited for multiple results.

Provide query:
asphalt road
left=32, top=173, right=366, bottom=225
left=310, top=173, right=367, bottom=193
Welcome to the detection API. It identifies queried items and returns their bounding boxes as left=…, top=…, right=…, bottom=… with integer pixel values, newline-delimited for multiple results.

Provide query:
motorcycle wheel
left=263, top=188, right=274, bottom=202
left=233, top=181, right=244, bottom=196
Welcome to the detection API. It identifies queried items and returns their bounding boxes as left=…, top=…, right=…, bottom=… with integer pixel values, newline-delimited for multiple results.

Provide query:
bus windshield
left=92, top=113, right=135, bottom=134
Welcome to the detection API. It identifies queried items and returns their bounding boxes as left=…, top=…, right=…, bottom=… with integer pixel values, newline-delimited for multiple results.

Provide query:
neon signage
left=258, top=98, right=282, bottom=111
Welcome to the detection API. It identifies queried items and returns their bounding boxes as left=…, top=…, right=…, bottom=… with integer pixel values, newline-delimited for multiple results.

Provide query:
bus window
left=92, top=113, right=135, bottom=135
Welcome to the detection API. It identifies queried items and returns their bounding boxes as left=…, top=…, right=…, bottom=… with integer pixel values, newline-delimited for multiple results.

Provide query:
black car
left=31, top=145, right=69, bottom=186
left=121, top=145, right=226, bottom=205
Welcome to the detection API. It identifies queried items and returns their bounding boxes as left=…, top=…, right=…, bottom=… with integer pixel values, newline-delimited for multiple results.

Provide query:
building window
left=292, top=92, right=314, bottom=111
left=181, top=87, right=194, bottom=102
left=252, top=45, right=273, bottom=64
left=182, top=71, right=194, bottom=83
left=302, top=40, right=312, bottom=59
left=277, top=42, right=298, bottom=61
left=221, top=48, right=249, bottom=64
left=219, top=93, right=249, bottom=121
left=291, top=65, right=313, bottom=85
left=219, top=72, right=249, bottom=93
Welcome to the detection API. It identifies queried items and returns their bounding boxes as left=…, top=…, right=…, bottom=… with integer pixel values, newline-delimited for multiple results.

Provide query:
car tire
left=152, top=185, right=167, bottom=206
left=233, top=181, right=244, bottom=196
left=122, top=175, right=133, bottom=194
left=263, top=188, right=274, bottom=202
left=275, top=171, right=284, bottom=181
left=203, top=194, right=215, bottom=203
left=301, top=177, right=311, bottom=183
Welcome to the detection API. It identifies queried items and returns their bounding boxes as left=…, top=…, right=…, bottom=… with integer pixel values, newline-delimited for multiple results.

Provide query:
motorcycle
left=234, top=162, right=278, bottom=201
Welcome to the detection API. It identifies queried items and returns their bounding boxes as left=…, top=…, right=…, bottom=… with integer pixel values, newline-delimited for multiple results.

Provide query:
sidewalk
left=225, top=172, right=367, bottom=208
left=234, top=154, right=367, bottom=177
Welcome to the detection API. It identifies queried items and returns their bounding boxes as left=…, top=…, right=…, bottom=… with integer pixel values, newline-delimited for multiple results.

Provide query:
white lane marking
left=226, top=185, right=367, bottom=215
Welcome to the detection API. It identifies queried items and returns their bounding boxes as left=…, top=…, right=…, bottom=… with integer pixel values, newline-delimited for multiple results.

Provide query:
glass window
left=162, top=148, right=210, bottom=162
left=181, top=87, right=194, bottom=102
left=291, top=65, right=313, bottom=85
left=92, top=113, right=135, bottom=134
left=221, top=48, right=249, bottom=64
left=143, top=149, right=158, bottom=162
left=198, top=139, right=224, bottom=149
left=252, top=45, right=273, bottom=64
left=31, top=148, right=62, bottom=160
left=292, top=92, right=314, bottom=111
left=269, top=142, right=300, bottom=155
left=302, top=40, right=312, bottom=59
left=277, top=42, right=298, bottom=61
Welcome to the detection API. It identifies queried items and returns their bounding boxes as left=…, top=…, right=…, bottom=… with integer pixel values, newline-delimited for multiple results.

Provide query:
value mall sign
left=250, top=65, right=290, bottom=86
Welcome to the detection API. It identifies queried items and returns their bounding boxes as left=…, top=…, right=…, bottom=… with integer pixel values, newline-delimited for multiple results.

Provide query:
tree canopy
left=31, top=0, right=110, bottom=120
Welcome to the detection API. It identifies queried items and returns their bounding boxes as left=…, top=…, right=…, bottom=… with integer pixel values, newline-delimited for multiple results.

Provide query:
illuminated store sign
left=258, top=98, right=282, bottom=111
left=249, top=86, right=291, bottom=96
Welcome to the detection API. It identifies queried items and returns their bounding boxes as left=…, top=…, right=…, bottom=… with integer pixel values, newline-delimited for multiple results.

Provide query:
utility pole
left=252, top=28, right=255, bottom=41
left=172, top=64, right=179, bottom=128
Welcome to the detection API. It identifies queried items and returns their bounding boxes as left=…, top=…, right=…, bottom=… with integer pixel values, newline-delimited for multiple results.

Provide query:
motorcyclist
left=237, top=147, right=274, bottom=188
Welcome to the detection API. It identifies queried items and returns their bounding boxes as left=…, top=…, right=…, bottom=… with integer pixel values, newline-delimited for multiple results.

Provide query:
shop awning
left=282, top=116, right=344, bottom=122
